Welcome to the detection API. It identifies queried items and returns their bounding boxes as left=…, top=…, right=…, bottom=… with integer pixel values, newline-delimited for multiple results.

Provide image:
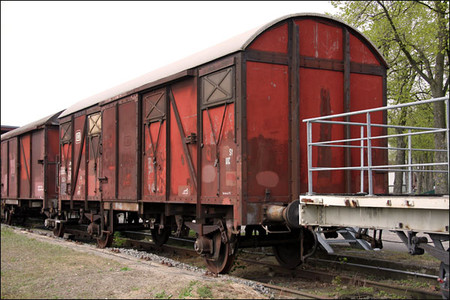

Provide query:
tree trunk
left=393, top=127, right=406, bottom=194
left=430, top=1, right=448, bottom=194
left=431, top=89, right=448, bottom=194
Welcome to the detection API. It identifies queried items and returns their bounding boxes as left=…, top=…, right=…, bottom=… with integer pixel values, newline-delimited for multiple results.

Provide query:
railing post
left=446, top=98, right=450, bottom=192
left=307, top=121, right=313, bottom=195
left=360, top=126, right=364, bottom=193
left=408, top=129, right=412, bottom=194
left=366, top=112, right=373, bottom=196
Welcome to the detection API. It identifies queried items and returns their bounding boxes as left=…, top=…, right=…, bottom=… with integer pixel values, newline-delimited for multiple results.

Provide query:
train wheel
left=205, top=231, right=236, bottom=274
left=97, top=231, right=113, bottom=248
left=3, top=209, right=12, bottom=225
left=273, top=242, right=302, bottom=269
left=53, top=222, right=65, bottom=238
left=273, top=228, right=316, bottom=269
left=151, top=226, right=170, bottom=246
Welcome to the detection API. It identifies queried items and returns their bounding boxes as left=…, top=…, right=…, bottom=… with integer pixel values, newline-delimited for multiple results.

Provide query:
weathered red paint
left=59, top=134, right=72, bottom=199
left=101, top=105, right=117, bottom=200
left=72, top=115, right=86, bottom=200
left=297, top=19, right=343, bottom=60
left=246, top=62, right=290, bottom=202
left=31, top=130, right=44, bottom=199
left=55, top=14, right=388, bottom=229
left=1, top=112, right=60, bottom=211
left=349, top=74, right=386, bottom=193
left=142, top=89, right=167, bottom=199
left=299, top=68, right=345, bottom=193
left=8, top=138, right=18, bottom=198
left=117, top=97, right=138, bottom=200
left=248, top=23, right=288, bottom=53
left=19, top=134, right=31, bottom=198
left=169, top=79, right=198, bottom=201
left=1, top=141, right=8, bottom=197
left=349, top=34, right=380, bottom=65
left=201, top=103, right=236, bottom=199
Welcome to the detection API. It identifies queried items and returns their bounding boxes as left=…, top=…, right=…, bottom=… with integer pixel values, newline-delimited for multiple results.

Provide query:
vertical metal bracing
left=29, top=134, right=33, bottom=198
left=165, top=87, right=171, bottom=203
left=366, top=112, right=373, bottom=196
left=288, top=21, right=300, bottom=200
left=44, top=126, right=48, bottom=209
left=343, top=28, right=352, bottom=194
left=360, top=126, right=364, bottom=193
left=115, top=103, right=119, bottom=199
left=85, top=119, right=89, bottom=209
left=307, top=121, right=313, bottom=195
left=237, top=52, right=246, bottom=225
left=408, top=130, right=412, bottom=194
left=70, top=115, right=75, bottom=210
left=6, top=141, right=10, bottom=196
left=196, top=78, right=202, bottom=224
left=137, top=96, right=143, bottom=201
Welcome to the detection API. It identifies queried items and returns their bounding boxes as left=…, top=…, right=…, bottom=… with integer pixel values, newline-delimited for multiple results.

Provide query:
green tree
left=332, top=0, right=449, bottom=194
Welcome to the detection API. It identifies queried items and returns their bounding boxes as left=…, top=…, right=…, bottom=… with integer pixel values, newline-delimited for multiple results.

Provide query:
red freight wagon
left=1, top=111, right=61, bottom=224
left=53, top=13, right=388, bottom=273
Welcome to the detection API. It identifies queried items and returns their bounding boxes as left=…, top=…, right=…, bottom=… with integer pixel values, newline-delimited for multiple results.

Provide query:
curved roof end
left=59, top=13, right=388, bottom=118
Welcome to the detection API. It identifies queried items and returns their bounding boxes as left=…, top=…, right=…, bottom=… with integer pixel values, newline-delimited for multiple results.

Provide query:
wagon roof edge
left=1, top=110, right=63, bottom=141
left=59, top=12, right=388, bottom=119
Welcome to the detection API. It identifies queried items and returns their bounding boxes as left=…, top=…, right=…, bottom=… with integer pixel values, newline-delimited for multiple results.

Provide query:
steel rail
left=239, top=257, right=442, bottom=299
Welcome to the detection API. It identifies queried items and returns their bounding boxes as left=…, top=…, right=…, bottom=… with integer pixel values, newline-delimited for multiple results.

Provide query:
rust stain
left=318, top=88, right=332, bottom=179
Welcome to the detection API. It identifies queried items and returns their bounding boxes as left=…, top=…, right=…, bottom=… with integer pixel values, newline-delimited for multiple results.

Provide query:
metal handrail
left=303, top=97, right=449, bottom=196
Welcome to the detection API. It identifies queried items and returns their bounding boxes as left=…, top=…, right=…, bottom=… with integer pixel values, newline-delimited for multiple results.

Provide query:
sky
left=1, top=1, right=338, bottom=127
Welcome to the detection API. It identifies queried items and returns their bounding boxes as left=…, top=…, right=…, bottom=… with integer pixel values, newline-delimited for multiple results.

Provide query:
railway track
left=5, top=223, right=443, bottom=299
left=119, top=230, right=444, bottom=299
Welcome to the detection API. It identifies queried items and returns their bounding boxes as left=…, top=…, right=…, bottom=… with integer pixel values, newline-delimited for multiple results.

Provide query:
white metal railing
left=303, top=97, right=449, bottom=196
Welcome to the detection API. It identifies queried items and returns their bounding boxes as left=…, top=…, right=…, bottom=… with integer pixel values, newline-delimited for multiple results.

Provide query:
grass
left=112, top=231, right=127, bottom=247
left=154, top=290, right=172, bottom=299
left=178, top=280, right=197, bottom=298
left=197, top=284, right=213, bottom=298
left=1, top=226, right=257, bottom=299
left=0, top=226, right=139, bottom=299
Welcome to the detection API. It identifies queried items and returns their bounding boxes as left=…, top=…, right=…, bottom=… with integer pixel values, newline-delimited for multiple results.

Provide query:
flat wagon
left=50, top=13, right=388, bottom=273
left=1, top=111, right=61, bottom=224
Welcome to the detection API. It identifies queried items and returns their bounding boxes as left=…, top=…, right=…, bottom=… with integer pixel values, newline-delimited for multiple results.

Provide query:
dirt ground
left=1, top=225, right=267, bottom=299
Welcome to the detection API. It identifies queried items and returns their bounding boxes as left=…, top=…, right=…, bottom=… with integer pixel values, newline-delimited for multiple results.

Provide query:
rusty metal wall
left=53, top=15, right=388, bottom=228
left=246, top=62, right=290, bottom=202
left=87, top=118, right=101, bottom=200
left=1, top=141, right=9, bottom=198
left=1, top=126, right=59, bottom=205
left=142, top=88, right=167, bottom=200
left=72, top=115, right=86, bottom=200
left=45, top=127, right=59, bottom=206
left=8, top=138, right=18, bottom=198
left=169, top=79, right=198, bottom=202
left=31, top=130, right=45, bottom=199
left=348, top=74, right=386, bottom=194
left=101, top=105, right=117, bottom=200
left=59, top=121, right=72, bottom=200
left=117, top=96, right=139, bottom=200
left=201, top=104, right=236, bottom=199
left=19, top=134, right=31, bottom=198
left=299, top=68, right=345, bottom=193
